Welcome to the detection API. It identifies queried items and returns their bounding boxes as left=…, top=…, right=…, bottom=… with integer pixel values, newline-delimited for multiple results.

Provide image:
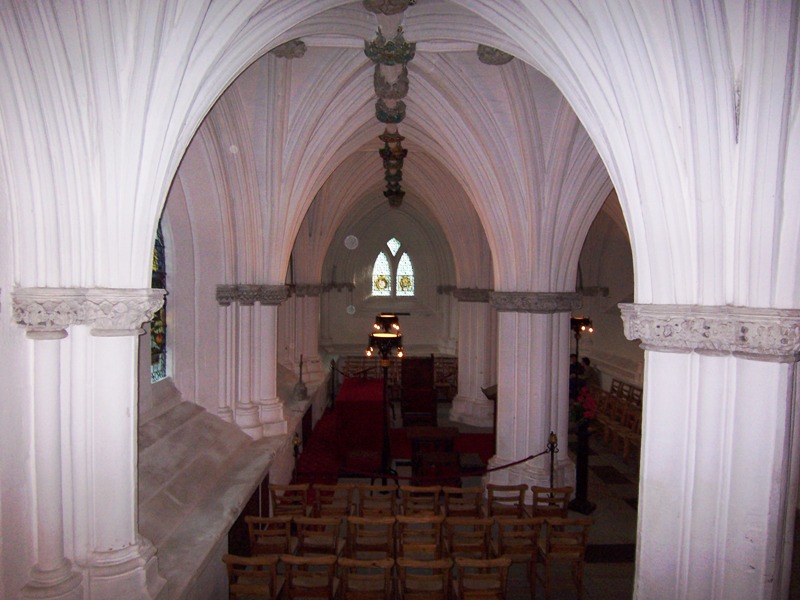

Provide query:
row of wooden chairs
left=223, top=553, right=512, bottom=600
left=228, top=514, right=593, bottom=599
left=269, top=482, right=574, bottom=519
left=594, top=390, right=642, bottom=463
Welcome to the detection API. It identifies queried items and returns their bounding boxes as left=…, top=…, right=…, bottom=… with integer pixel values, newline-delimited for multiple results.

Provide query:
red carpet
left=295, top=408, right=495, bottom=483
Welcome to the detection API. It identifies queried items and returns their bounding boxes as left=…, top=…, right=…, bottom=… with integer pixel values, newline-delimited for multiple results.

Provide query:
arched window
left=150, top=222, right=167, bottom=383
left=372, top=237, right=415, bottom=297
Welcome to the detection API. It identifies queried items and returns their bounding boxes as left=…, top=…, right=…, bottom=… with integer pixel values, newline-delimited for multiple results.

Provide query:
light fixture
left=570, top=316, right=594, bottom=360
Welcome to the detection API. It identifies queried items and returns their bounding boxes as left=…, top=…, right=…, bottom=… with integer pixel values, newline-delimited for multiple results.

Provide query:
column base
left=21, top=563, right=83, bottom=600
left=235, top=402, right=262, bottom=439
left=87, top=538, right=165, bottom=600
left=449, top=395, right=494, bottom=428
left=217, top=406, right=234, bottom=423
left=567, top=497, right=597, bottom=515
left=260, top=397, right=288, bottom=437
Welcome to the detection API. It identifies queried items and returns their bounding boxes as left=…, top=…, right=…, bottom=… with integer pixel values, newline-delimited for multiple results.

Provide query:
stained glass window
left=371, top=239, right=415, bottom=298
left=387, top=237, right=401, bottom=256
left=150, top=222, right=167, bottom=383
left=372, top=251, right=391, bottom=296
left=396, top=252, right=414, bottom=296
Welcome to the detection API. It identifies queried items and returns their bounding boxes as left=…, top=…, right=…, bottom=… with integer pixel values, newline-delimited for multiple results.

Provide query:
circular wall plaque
left=344, top=235, right=359, bottom=250
left=346, top=305, right=356, bottom=315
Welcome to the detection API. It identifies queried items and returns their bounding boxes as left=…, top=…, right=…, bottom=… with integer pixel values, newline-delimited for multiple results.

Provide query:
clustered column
left=449, top=288, right=497, bottom=428
left=216, top=284, right=289, bottom=438
left=13, top=287, right=167, bottom=600
left=484, top=292, right=581, bottom=492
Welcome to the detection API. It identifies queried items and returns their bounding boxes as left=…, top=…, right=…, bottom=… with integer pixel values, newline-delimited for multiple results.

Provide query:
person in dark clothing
left=569, top=353, right=584, bottom=400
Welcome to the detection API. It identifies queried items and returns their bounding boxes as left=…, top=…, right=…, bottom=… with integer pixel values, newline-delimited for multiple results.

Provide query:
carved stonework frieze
left=490, top=292, right=581, bottom=313
left=258, top=285, right=289, bottom=305
left=477, top=44, right=514, bottom=66
left=270, top=39, right=306, bottom=59
left=454, top=288, right=492, bottom=303
left=237, top=284, right=261, bottom=306
left=216, top=285, right=238, bottom=306
left=363, top=0, right=414, bottom=15
left=13, top=287, right=165, bottom=337
left=619, top=303, right=800, bottom=363
left=294, top=285, right=323, bottom=298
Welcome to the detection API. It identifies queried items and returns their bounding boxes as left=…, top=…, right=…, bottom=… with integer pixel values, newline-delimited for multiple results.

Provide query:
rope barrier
left=314, top=448, right=552, bottom=484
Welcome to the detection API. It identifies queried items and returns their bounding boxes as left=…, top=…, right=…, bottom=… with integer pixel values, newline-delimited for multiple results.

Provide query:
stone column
left=13, top=290, right=84, bottom=599
left=449, top=288, right=496, bottom=427
left=621, top=304, right=800, bottom=599
left=485, top=292, right=581, bottom=493
left=293, top=285, right=325, bottom=387
left=15, top=287, right=166, bottom=599
left=257, top=285, right=289, bottom=437
left=234, top=286, right=262, bottom=438
left=215, top=286, right=237, bottom=422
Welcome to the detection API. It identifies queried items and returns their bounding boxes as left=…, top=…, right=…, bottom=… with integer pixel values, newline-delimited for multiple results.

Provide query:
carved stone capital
left=477, top=45, right=514, bottom=65
left=13, top=287, right=165, bottom=337
left=454, top=288, right=492, bottom=303
left=270, top=39, right=306, bottom=59
left=437, top=285, right=457, bottom=295
left=490, top=292, right=581, bottom=313
left=619, top=303, right=800, bottom=362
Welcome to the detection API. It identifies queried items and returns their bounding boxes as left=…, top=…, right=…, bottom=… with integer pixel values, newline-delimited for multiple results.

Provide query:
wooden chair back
left=245, top=515, right=294, bottom=556
left=294, top=516, right=344, bottom=557
left=396, top=557, right=453, bottom=600
left=356, top=484, right=397, bottom=516
left=313, top=483, right=354, bottom=517
left=270, top=483, right=310, bottom=517
left=222, top=553, right=283, bottom=600
left=443, top=516, right=493, bottom=559
left=442, top=486, right=484, bottom=517
left=536, top=517, right=593, bottom=600
left=337, top=557, right=394, bottom=600
left=395, top=514, right=445, bottom=560
left=453, top=556, right=512, bottom=600
left=486, top=483, right=527, bottom=518
left=399, top=485, right=442, bottom=515
left=529, top=486, right=573, bottom=519
left=281, top=554, right=338, bottom=600
left=345, top=515, right=396, bottom=559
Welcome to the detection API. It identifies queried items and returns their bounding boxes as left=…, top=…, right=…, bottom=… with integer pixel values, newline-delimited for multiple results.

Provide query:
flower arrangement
left=571, top=385, right=598, bottom=426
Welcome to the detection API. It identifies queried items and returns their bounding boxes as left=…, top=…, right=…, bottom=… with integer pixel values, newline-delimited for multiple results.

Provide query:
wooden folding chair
left=395, top=514, right=445, bottom=560
left=453, top=556, right=512, bottom=600
left=396, top=557, right=453, bottom=600
left=270, top=483, right=311, bottom=517
left=281, top=553, right=338, bottom=600
left=222, top=553, right=283, bottom=600
left=535, top=517, right=593, bottom=600
left=245, top=515, right=294, bottom=556
left=486, top=483, right=528, bottom=518
left=443, top=516, right=493, bottom=559
left=337, top=556, right=394, bottom=600
left=345, top=515, right=396, bottom=559
left=399, top=485, right=442, bottom=515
